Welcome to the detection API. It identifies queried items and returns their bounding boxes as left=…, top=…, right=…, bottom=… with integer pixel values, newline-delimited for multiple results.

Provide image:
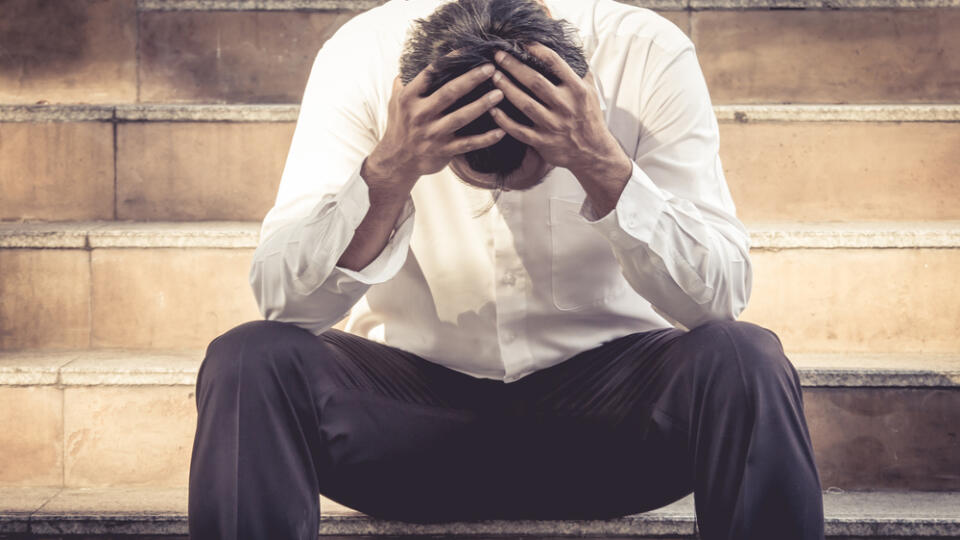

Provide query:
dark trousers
left=188, top=319, right=825, bottom=540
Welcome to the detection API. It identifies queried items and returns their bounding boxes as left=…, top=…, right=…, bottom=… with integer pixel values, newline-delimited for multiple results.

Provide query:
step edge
left=2, top=351, right=957, bottom=388
left=691, top=0, right=960, bottom=7
left=134, top=0, right=960, bottom=10
left=4, top=221, right=960, bottom=249
left=2, top=103, right=959, bottom=123
left=6, top=489, right=960, bottom=537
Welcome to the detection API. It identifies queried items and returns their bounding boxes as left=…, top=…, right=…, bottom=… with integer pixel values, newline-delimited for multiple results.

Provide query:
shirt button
left=626, top=213, right=640, bottom=230
left=501, top=272, right=517, bottom=286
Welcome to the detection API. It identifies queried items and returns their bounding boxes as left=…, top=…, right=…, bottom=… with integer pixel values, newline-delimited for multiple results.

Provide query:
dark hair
left=399, top=0, right=588, bottom=187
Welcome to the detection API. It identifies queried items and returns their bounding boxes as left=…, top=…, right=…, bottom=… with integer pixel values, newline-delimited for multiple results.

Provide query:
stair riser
left=0, top=249, right=259, bottom=350
left=722, top=122, right=960, bottom=222
left=695, top=10, right=960, bottom=103
left=0, top=0, right=137, bottom=104
left=3, top=1, right=958, bottom=104
left=2, top=247, right=959, bottom=351
left=2, top=120, right=958, bottom=222
left=807, top=388, right=960, bottom=491
left=742, top=248, right=960, bottom=354
left=1, top=384, right=956, bottom=490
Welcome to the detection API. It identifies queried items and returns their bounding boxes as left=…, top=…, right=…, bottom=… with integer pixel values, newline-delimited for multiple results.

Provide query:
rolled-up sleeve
left=583, top=42, right=752, bottom=329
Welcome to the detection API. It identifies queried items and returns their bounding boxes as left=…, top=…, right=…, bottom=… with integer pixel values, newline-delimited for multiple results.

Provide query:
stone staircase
left=1, top=0, right=958, bottom=537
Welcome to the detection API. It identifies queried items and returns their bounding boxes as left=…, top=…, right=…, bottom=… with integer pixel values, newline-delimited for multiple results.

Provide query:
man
left=189, top=0, right=826, bottom=538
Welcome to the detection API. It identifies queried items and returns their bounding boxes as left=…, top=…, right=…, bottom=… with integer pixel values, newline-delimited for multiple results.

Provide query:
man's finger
left=525, top=42, right=583, bottom=87
left=489, top=107, right=539, bottom=146
left=493, top=49, right=562, bottom=109
left=491, top=70, right=560, bottom=131
left=423, top=63, right=496, bottom=115
left=390, top=76, right=406, bottom=102
left=405, top=48, right=469, bottom=98
left=445, top=127, right=506, bottom=154
left=435, top=88, right=504, bottom=134
left=405, top=64, right=436, bottom=100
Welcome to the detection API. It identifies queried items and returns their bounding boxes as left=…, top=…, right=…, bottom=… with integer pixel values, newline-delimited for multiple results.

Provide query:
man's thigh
left=242, top=325, right=513, bottom=522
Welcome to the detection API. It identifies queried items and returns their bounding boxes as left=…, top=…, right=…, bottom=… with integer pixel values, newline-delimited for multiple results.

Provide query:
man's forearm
left=571, top=149, right=634, bottom=217
left=337, top=157, right=414, bottom=272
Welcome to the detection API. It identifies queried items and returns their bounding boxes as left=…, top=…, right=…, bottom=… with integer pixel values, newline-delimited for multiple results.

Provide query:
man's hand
left=363, top=61, right=506, bottom=202
left=341, top=59, right=505, bottom=272
left=490, top=42, right=633, bottom=215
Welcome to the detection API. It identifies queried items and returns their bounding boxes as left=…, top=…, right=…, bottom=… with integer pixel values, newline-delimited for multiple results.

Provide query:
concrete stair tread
left=1, top=349, right=958, bottom=387
left=3, top=103, right=960, bottom=123
left=3, top=220, right=960, bottom=250
left=1, top=487, right=959, bottom=537
left=135, top=0, right=960, bottom=11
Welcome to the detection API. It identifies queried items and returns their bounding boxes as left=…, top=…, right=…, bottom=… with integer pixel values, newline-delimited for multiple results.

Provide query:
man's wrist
left=360, top=155, right=416, bottom=205
left=571, top=148, right=633, bottom=216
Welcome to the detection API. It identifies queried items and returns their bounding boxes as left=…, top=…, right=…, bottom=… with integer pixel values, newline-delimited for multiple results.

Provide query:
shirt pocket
left=549, top=196, right=627, bottom=311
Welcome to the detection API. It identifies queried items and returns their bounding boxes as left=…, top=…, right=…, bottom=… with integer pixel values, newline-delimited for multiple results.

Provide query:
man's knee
left=685, top=319, right=799, bottom=392
left=198, top=320, right=325, bottom=396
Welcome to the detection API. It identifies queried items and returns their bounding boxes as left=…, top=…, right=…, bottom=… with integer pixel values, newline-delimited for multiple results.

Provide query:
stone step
left=1, top=487, right=959, bottom=539
left=0, top=349, right=958, bottom=488
left=134, top=0, right=960, bottom=9
left=1, top=221, right=959, bottom=352
left=1, top=1, right=957, bottom=105
left=1, top=104, right=958, bottom=222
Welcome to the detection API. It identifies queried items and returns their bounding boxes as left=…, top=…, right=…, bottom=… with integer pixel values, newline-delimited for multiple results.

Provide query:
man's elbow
left=691, top=258, right=753, bottom=327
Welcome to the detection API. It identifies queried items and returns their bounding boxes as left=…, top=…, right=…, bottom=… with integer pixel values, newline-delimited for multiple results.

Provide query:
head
left=399, top=0, right=588, bottom=192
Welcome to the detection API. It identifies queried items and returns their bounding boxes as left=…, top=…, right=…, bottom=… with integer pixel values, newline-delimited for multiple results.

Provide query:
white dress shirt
left=250, top=0, right=752, bottom=383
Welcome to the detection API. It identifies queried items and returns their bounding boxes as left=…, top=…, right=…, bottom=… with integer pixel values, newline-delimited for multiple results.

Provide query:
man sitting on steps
left=188, top=0, right=826, bottom=539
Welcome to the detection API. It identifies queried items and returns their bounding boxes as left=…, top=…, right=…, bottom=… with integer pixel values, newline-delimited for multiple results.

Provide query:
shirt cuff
left=333, top=168, right=415, bottom=285
left=581, top=161, right=667, bottom=250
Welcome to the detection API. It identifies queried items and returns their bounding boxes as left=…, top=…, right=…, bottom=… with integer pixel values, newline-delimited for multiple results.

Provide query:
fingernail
left=482, top=64, right=494, bottom=76
left=493, top=129, right=505, bottom=138
left=490, top=107, right=500, bottom=116
left=492, top=71, right=502, bottom=83
left=494, top=51, right=505, bottom=63
left=489, top=89, right=503, bottom=103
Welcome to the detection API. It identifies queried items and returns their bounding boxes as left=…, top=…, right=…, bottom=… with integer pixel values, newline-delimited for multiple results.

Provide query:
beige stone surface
left=90, top=249, right=260, bottom=349
left=64, top=387, right=196, bottom=487
left=60, top=351, right=204, bottom=386
left=0, top=351, right=78, bottom=386
left=748, top=221, right=960, bottom=250
left=741, top=248, right=960, bottom=353
left=36, top=486, right=186, bottom=515
left=0, top=387, right=63, bottom=486
left=139, top=10, right=359, bottom=103
left=695, top=10, right=960, bottom=103
left=0, top=486, right=60, bottom=513
left=116, top=123, right=294, bottom=221
left=0, top=0, right=136, bottom=103
left=0, top=250, right=91, bottom=350
left=0, top=222, right=103, bottom=249
left=721, top=122, right=960, bottom=221
left=805, top=388, right=960, bottom=490
left=0, top=123, right=114, bottom=221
